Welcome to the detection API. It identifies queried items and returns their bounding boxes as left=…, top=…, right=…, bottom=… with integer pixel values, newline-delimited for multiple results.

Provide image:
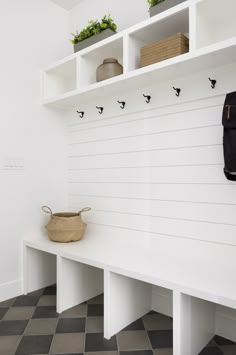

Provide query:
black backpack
left=223, top=91, right=236, bottom=181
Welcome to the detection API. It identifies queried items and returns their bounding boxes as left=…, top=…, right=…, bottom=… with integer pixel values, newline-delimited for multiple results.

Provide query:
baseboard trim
left=0, top=279, right=23, bottom=302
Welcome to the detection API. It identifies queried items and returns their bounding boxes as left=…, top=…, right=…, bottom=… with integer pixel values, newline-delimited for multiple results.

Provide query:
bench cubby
left=23, top=243, right=104, bottom=314
left=174, top=292, right=236, bottom=355
left=23, top=246, right=56, bottom=295
left=104, top=270, right=173, bottom=340
left=57, top=256, right=103, bottom=313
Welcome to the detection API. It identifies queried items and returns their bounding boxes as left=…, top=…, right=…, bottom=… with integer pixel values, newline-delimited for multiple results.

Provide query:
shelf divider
left=173, top=291, right=215, bottom=355
left=57, top=256, right=103, bottom=313
left=189, top=2, right=197, bottom=53
left=104, top=270, right=152, bottom=339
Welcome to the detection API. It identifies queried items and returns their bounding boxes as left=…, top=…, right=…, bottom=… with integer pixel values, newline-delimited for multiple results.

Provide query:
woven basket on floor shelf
left=140, top=32, right=189, bottom=68
left=42, top=206, right=91, bottom=243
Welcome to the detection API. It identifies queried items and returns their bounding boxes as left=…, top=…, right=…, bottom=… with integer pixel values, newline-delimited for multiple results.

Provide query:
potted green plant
left=147, top=0, right=186, bottom=17
left=71, top=14, right=118, bottom=52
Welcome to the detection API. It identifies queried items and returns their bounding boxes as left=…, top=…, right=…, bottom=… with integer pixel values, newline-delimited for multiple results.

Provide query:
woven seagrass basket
left=42, top=206, right=91, bottom=243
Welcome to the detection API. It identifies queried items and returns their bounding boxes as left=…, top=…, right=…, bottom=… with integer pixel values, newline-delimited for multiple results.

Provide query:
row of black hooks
left=76, top=78, right=217, bottom=118
left=76, top=94, right=151, bottom=117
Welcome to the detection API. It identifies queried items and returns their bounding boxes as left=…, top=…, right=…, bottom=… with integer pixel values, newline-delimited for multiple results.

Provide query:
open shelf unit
left=41, top=0, right=236, bottom=108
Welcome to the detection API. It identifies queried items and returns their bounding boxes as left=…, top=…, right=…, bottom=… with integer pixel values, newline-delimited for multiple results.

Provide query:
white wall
left=69, top=0, right=149, bottom=34
left=0, top=0, right=70, bottom=301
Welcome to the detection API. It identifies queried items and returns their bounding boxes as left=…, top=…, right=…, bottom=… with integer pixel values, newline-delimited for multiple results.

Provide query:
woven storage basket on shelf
left=42, top=206, right=91, bottom=243
left=140, top=32, right=189, bottom=68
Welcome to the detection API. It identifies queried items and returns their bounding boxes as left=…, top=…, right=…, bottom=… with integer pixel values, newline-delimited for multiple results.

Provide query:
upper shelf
left=41, top=0, right=236, bottom=109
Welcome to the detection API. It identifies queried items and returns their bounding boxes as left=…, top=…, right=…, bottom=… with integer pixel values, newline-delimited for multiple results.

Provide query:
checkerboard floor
left=0, top=285, right=235, bottom=355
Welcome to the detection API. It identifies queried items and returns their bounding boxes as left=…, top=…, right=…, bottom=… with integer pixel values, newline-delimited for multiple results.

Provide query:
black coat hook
left=117, top=101, right=126, bottom=109
left=77, top=111, right=84, bottom=118
left=96, top=106, right=104, bottom=114
left=143, top=94, right=151, bottom=103
left=209, top=78, right=217, bottom=89
left=173, top=87, right=181, bottom=97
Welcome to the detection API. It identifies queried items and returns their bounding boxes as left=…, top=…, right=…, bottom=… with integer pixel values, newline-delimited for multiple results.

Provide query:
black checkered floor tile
left=0, top=286, right=235, bottom=355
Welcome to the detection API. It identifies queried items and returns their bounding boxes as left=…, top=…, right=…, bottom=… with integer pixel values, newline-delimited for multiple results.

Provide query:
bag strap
left=42, top=206, right=53, bottom=215
left=78, top=207, right=91, bottom=214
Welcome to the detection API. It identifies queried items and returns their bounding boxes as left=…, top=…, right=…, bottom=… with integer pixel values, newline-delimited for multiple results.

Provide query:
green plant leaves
left=70, top=14, right=117, bottom=44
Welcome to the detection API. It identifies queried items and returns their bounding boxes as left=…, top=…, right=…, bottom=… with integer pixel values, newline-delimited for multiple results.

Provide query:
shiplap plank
left=69, top=126, right=222, bottom=157
left=69, top=106, right=221, bottom=145
left=69, top=195, right=236, bottom=225
left=69, top=165, right=225, bottom=184
left=79, top=210, right=236, bottom=246
left=68, top=145, right=223, bottom=169
left=69, top=182, right=236, bottom=205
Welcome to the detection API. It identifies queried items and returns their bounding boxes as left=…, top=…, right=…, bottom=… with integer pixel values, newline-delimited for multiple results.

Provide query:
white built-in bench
left=23, top=230, right=236, bottom=355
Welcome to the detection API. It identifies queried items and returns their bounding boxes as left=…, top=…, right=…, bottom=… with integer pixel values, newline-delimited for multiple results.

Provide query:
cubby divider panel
left=173, top=291, right=215, bottom=355
left=173, top=292, right=236, bottom=355
left=57, top=256, right=103, bottom=313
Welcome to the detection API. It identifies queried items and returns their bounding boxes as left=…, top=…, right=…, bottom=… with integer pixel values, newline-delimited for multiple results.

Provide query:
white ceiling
left=50, top=0, right=83, bottom=10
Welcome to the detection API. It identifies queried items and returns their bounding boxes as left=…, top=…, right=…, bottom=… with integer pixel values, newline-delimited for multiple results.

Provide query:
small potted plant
left=147, top=0, right=186, bottom=17
left=71, top=14, right=118, bottom=52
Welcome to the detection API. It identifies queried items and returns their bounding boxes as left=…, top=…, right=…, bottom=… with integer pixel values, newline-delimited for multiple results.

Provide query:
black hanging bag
left=222, top=91, right=236, bottom=181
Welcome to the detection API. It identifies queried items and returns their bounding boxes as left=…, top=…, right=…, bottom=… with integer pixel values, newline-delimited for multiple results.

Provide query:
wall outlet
left=1, top=157, right=25, bottom=170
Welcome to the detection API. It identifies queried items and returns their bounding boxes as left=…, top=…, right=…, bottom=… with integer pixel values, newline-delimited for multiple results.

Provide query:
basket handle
left=78, top=207, right=91, bottom=214
left=42, top=206, right=53, bottom=215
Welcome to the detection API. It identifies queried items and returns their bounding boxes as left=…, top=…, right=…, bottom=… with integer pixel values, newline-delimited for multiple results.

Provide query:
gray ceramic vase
left=149, top=0, right=186, bottom=16
left=96, top=58, right=123, bottom=82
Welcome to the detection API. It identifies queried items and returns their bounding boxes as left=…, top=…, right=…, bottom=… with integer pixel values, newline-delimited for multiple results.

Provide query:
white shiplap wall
left=67, top=62, right=236, bottom=249
left=67, top=62, right=236, bottom=339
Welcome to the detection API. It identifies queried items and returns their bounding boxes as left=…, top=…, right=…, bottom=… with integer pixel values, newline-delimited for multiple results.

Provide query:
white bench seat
left=24, top=229, right=236, bottom=309
left=23, top=230, right=236, bottom=355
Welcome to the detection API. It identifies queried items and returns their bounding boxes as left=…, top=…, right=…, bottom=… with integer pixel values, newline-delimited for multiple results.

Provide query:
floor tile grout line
left=83, top=302, right=88, bottom=354
left=146, top=329, right=154, bottom=353
left=84, top=301, right=88, bottom=353
left=48, top=313, right=59, bottom=355
left=142, top=314, right=155, bottom=354
left=46, top=287, right=59, bottom=355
